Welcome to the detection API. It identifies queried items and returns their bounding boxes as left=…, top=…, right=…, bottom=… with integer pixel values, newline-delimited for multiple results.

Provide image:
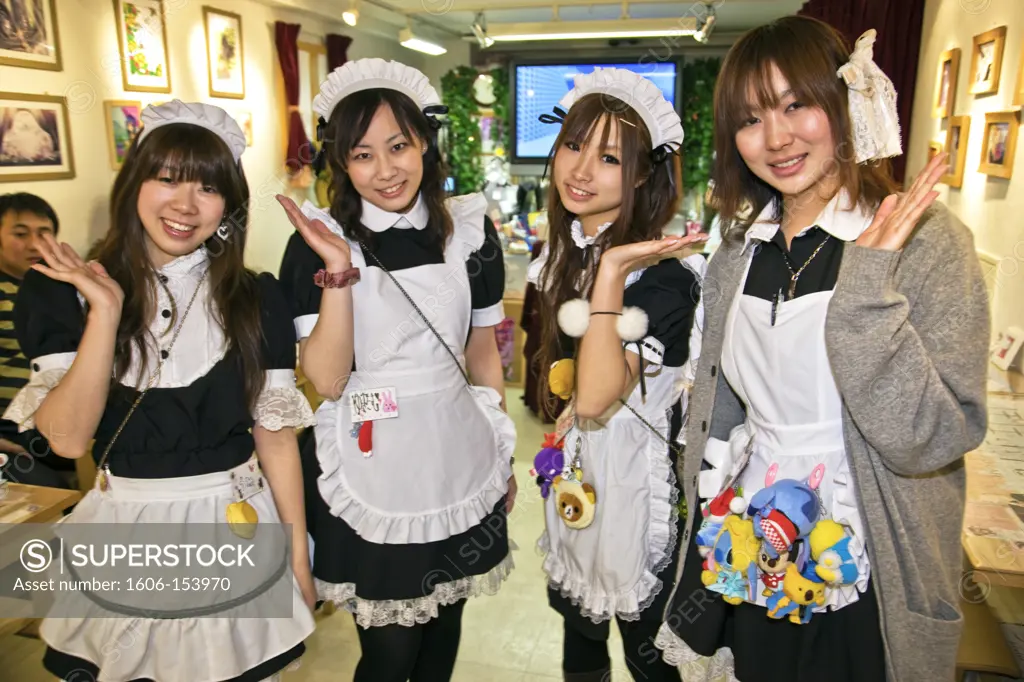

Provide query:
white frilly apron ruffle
left=40, top=468, right=315, bottom=682
left=655, top=624, right=740, bottom=682
left=539, top=411, right=680, bottom=624
left=314, top=383, right=515, bottom=544
left=315, top=552, right=514, bottom=628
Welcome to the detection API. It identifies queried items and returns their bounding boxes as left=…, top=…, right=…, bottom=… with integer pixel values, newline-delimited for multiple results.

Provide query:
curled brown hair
left=89, top=124, right=265, bottom=409
left=535, top=93, right=681, bottom=409
left=321, top=89, right=452, bottom=250
left=711, top=15, right=898, bottom=239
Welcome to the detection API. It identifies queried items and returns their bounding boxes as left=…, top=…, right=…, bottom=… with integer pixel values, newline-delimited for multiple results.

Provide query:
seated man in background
left=0, top=193, right=72, bottom=489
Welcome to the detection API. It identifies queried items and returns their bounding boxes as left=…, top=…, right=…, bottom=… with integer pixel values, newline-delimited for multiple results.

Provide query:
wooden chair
left=956, top=596, right=1021, bottom=680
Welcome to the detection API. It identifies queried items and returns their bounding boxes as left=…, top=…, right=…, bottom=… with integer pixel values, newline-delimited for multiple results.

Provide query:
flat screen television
left=509, top=60, right=680, bottom=170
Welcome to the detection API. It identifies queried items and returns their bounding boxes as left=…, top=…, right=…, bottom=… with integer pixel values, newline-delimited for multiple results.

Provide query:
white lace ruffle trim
left=654, top=624, right=740, bottom=682
left=2, top=367, right=67, bottom=431
left=316, top=552, right=514, bottom=628
left=538, top=423, right=680, bottom=624
left=253, top=386, right=317, bottom=431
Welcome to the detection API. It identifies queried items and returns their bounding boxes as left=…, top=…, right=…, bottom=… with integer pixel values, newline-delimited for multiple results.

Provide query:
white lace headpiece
left=138, top=100, right=247, bottom=162
left=313, top=58, right=443, bottom=122
left=837, top=29, right=902, bottom=163
left=541, top=67, right=684, bottom=157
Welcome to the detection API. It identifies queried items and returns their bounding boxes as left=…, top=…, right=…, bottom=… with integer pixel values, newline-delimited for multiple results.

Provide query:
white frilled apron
left=698, top=261, right=871, bottom=613
left=305, top=199, right=516, bottom=546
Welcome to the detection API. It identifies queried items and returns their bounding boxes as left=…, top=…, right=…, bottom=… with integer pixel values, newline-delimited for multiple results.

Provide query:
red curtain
left=275, top=21, right=311, bottom=174
left=798, top=0, right=926, bottom=184
left=326, top=34, right=353, bottom=71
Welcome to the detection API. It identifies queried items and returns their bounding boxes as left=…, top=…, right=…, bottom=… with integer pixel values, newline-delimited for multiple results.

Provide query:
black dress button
left=158, top=275, right=168, bottom=283
left=160, top=350, right=169, bottom=359
left=701, top=420, right=708, bottom=432
left=161, top=309, right=171, bottom=318
left=32, top=363, right=40, bottom=372
left=711, top=365, right=717, bottom=377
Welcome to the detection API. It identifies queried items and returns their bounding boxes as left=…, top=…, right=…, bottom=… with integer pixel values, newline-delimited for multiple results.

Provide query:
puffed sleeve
left=279, top=230, right=324, bottom=341
left=253, top=273, right=316, bottom=431
left=468, top=216, right=506, bottom=327
left=2, top=269, right=84, bottom=431
left=622, top=259, right=700, bottom=367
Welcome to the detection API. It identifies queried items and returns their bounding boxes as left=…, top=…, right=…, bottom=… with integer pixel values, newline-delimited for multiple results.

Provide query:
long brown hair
left=89, top=124, right=265, bottom=409
left=711, top=15, right=898, bottom=239
left=536, top=93, right=681, bottom=409
left=322, top=89, right=452, bottom=249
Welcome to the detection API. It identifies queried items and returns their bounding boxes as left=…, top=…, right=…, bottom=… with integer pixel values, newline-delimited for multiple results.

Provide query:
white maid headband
left=838, top=29, right=902, bottom=163
left=137, top=100, right=247, bottom=163
left=313, top=58, right=444, bottom=123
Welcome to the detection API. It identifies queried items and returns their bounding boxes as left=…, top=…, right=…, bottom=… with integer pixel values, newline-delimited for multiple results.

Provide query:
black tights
left=563, top=617, right=681, bottom=682
left=354, top=599, right=466, bottom=682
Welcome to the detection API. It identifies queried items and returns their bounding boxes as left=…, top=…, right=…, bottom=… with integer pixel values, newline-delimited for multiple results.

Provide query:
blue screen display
left=514, top=62, right=677, bottom=160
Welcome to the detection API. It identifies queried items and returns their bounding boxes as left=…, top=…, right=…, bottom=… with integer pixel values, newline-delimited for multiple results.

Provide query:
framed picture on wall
left=104, top=100, right=142, bottom=170
left=203, top=7, right=245, bottom=99
left=1014, top=35, right=1024, bottom=107
left=114, top=0, right=171, bottom=94
left=979, top=110, right=1019, bottom=179
left=969, top=26, right=1006, bottom=96
left=0, top=92, right=75, bottom=182
left=0, top=0, right=62, bottom=71
left=941, top=115, right=971, bottom=188
left=233, top=109, right=253, bottom=146
left=991, top=326, right=1024, bottom=371
left=933, top=48, right=960, bottom=118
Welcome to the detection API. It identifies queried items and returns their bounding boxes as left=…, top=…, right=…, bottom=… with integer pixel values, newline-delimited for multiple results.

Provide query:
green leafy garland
left=441, top=66, right=484, bottom=194
left=680, top=57, right=721, bottom=206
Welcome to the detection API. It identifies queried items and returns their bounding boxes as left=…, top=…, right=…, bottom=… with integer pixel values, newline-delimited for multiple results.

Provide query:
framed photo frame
left=0, top=0, right=61, bottom=71
left=1014, top=34, right=1024, bottom=107
left=103, top=100, right=143, bottom=170
left=941, top=115, right=971, bottom=188
left=0, top=92, right=75, bottom=182
left=233, top=109, right=253, bottom=146
left=969, top=26, right=1007, bottom=96
left=927, top=141, right=944, bottom=166
left=979, top=110, right=1019, bottom=179
left=203, top=7, right=245, bottom=99
left=991, top=326, right=1024, bottom=371
left=933, top=48, right=960, bottom=118
left=114, top=0, right=171, bottom=94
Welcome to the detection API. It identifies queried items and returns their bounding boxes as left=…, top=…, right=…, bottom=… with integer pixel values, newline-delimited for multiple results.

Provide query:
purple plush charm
left=531, top=447, right=565, bottom=499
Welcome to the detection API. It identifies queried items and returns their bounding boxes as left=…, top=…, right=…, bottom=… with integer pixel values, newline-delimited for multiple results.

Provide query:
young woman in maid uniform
left=527, top=68, right=708, bottom=682
left=654, top=17, right=989, bottom=682
left=2, top=101, right=317, bottom=681
left=277, top=58, right=516, bottom=682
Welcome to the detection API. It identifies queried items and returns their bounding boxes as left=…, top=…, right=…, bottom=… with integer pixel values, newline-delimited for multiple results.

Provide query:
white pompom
left=729, top=496, right=747, bottom=516
left=617, top=306, right=649, bottom=342
left=558, top=298, right=591, bottom=338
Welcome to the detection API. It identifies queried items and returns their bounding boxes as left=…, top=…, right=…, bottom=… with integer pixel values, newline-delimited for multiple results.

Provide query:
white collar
left=360, top=194, right=430, bottom=233
left=158, top=247, right=209, bottom=278
left=570, top=218, right=613, bottom=249
left=742, top=189, right=875, bottom=253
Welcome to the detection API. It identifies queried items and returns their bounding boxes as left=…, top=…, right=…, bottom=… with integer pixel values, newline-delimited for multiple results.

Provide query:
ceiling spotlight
left=471, top=12, right=494, bottom=48
left=342, top=0, right=359, bottom=26
left=400, top=26, right=448, bottom=55
left=693, top=4, right=716, bottom=43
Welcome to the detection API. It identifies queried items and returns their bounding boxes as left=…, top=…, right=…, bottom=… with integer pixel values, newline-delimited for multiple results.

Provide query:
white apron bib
left=314, top=228, right=516, bottom=545
left=703, top=266, right=871, bottom=612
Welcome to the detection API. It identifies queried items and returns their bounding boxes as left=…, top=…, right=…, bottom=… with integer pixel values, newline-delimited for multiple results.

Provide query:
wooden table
left=0, top=483, right=81, bottom=638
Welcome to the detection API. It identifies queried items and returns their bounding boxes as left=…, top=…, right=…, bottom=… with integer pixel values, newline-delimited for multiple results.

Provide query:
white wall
left=0, top=0, right=454, bottom=275
left=908, top=0, right=1023, bottom=337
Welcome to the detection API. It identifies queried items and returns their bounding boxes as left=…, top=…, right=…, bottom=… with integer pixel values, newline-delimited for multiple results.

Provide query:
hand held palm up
left=277, top=194, right=352, bottom=268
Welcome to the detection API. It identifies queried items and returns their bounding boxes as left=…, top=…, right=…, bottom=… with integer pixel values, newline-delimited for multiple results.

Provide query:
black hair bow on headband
left=539, top=104, right=677, bottom=166
left=538, top=106, right=568, bottom=125
left=423, top=104, right=449, bottom=131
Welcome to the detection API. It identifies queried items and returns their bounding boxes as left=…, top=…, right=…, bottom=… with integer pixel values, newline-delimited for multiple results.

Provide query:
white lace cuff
left=2, top=352, right=76, bottom=431
left=253, top=369, right=316, bottom=431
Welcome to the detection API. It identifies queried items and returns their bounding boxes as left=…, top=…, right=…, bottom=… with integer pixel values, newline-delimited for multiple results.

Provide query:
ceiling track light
left=693, top=3, right=716, bottom=43
left=400, top=21, right=448, bottom=55
left=342, top=0, right=359, bottom=27
left=471, top=12, right=495, bottom=48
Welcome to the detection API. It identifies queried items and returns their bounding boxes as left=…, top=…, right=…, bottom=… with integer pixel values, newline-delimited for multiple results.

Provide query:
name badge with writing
left=350, top=387, right=400, bottom=423
left=230, top=459, right=265, bottom=503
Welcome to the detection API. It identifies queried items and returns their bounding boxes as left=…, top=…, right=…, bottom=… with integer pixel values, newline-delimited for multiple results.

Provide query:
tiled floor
left=0, top=389, right=630, bottom=681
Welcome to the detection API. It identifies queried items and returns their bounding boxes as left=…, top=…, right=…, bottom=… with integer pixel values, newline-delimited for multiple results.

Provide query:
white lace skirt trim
left=2, top=366, right=67, bottom=431
left=253, top=386, right=317, bottom=431
left=655, top=623, right=739, bottom=682
left=316, top=551, right=514, bottom=628
left=539, top=425, right=680, bottom=624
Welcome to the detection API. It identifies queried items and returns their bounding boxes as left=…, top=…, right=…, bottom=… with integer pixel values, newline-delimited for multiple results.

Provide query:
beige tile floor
left=0, top=389, right=631, bottom=682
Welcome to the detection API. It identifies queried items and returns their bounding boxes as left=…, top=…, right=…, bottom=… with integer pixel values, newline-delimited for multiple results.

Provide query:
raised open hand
left=277, top=194, right=352, bottom=271
left=857, top=153, right=949, bottom=252
left=32, top=234, right=123, bottom=321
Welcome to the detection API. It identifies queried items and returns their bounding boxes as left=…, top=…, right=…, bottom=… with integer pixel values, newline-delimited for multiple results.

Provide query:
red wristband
left=314, top=267, right=360, bottom=288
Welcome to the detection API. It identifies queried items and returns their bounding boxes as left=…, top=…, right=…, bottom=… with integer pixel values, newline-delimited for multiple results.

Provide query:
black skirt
left=663, top=512, right=887, bottom=682
left=306, top=436, right=510, bottom=603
